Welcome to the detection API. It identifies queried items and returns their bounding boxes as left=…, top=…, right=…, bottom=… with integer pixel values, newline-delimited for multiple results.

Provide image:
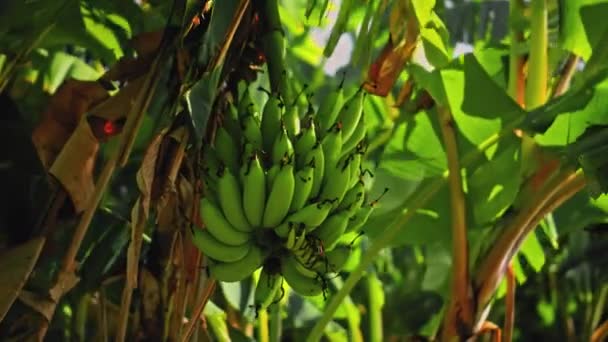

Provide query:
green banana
left=254, top=265, right=283, bottom=311
left=283, top=104, right=301, bottom=139
left=341, top=112, right=366, bottom=157
left=304, top=142, right=325, bottom=198
left=293, top=228, right=308, bottom=251
left=263, top=162, right=295, bottom=228
left=272, top=123, right=295, bottom=165
left=290, top=165, right=314, bottom=212
left=214, top=126, right=240, bottom=173
left=346, top=201, right=375, bottom=234
left=348, top=152, right=362, bottom=189
left=312, top=211, right=350, bottom=251
left=312, top=244, right=352, bottom=273
left=316, top=77, right=345, bottom=135
left=238, top=86, right=254, bottom=117
left=285, top=225, right=297, bottom=249
left=218, top=166, right=253, bottom=232
left=265, top=163, right=280, bottom=194
left=336, top=180, right=365, bottom=215
left=191, top=229, right=251, bottom=263
left=295, top=116, right=317, bottom=168
left=208, top=244, right=266, bottom=282
left=202, top=146, right=220, bottom=182
left=285, top=200, right=333, bottom=229
left=241, top=151, right=266, bottom=227
left=223, top=103, right=243, bottom=144
left=261, top=93, right=283, bottom=154
left=281, top=254, right=324, bottom=297
left=321, top=123, right=343, bottom=167
left=242, top=114, right=263, bottom=151
left=274, top=221, right=297, bottom=238
left=336, top=88, right=365, bottom=142
left=200, top=198, right=251, bottom=246
left=319, top=155, right=351, bottom=207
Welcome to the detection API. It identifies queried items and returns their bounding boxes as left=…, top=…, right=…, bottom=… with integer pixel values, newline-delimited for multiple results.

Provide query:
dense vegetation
left=0, top=0, right=607, bottom=341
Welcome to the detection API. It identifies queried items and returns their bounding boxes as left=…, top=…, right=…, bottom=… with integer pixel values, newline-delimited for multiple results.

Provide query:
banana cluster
left=192, top=85, right=375, bottom=311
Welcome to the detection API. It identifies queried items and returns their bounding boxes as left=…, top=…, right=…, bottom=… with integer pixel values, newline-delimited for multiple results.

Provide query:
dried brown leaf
left=32, top=79, right=108, bottom=168
left=49, top=117, right=99, bottom=212
left=0, top=237, right=45, bottom=321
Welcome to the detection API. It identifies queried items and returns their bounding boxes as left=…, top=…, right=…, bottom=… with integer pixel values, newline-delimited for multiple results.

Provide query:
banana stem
left=257, top=309, right=270, bottom=342
left=261, top=0, right=291, bottom=101
left=367, top=272, right=384, bottom=342
left=268, top=301, right=282, bottom=342
left=438, top=104, right=473, bottom=340
left=508, top=0, right=526, bottom=106
left=526, top=0, right=548, bottom=109
left=503, top=263, right=516, bottom=342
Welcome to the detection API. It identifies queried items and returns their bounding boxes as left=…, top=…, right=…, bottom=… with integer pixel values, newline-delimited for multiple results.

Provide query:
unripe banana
left=261, top=93, right=283, bottom=154
left=346, top=201, right=376, bottom=234
left=336, top=88, right=365, bottom=142
left=285, top=201, right=333, bottom=229
left=200, top=198, right=251, bottom=246
left=319, top=155, right=351, bottom=208
left=242, top=114, right=263, bottom=151
left=292, top=229, right=308, bottom=251
left=312, top=211, right=350, bottom=251
left=274, top=221, right=292, bottom=238
left=241, top=151, right=266, bottom=227
left=218, top=166, right=253, bottom=232
left=290, top=165, right=314, bottom=212
left=208, top=244, right=267, bottom=282
left=285, top=225, right=297, bottom=249
left=263, top=162, right=295, bottom=228
left=265, top=163, right=280, bottom=193
left=271, top=124, right=294, bottom=165
left=283, top=104, right=301, bottom=139
left=294, top=116, right=317, bottom=168
left=304, top=142, right=325, bottom=198
left=214, top=126, right=241, bottom=173
left=238, top=87, right=255, bottom=117
left=201, top=146, right=220, bottom=182
left=281, top=255, right=324, bottom=297
left=348, top=152, right=362, bottom=189
left=312, top=244, right=352, bottom=273
left=223, top=103, right=243, bottom=144
left=191, top=228, right=251, bottom=263
left=254, top=264, right=283, bottom=311
left=341, top=112, right=366, bottom=157
left=336, top=180, right=365, bottom=215
left=321, top=123, right=343, bottom=167
left=316, top=80, right=345, bottom=135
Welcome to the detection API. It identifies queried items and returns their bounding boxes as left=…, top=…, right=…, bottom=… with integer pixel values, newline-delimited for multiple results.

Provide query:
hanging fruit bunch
left=192, top=82, right=381, bottom=307
left=189, top=0, right=383, bottom=313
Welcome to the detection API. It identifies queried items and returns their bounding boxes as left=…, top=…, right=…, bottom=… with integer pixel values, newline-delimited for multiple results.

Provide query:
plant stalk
left=526, top=0, right=548, bottom=109
left=438, top=105, right=473, bottom=339
left=367, top=272, right=384, bottom=342
left=508, top=0, right=526, bottom=107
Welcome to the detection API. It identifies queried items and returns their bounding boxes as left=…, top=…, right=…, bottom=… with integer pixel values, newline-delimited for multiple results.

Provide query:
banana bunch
left=192, top=84, right=377, bottom=308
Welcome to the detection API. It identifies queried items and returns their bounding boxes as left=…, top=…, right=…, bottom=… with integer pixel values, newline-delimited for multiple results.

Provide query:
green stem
left=526, top=0, right=548, bottom=109
left=269, top=301, right=282, bottom=342
left=367, top=272, right=384, bottom=342
left=257, top=309, right=269, bottom=342
left=331, top=277, right=363, bottom=342
left=261, top=0, right=291, bottom=101
left=306, top=118, right=522, bottom=342
left=591, top=284, right=608, bottom=333
left=508, top=0, right=525, bottom=106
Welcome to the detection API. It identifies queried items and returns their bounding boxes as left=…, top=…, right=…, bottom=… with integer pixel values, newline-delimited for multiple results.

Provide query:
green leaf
left=461, top=54, right=523, bottom=120
left=186, top=67, right=221, bottom=147
left=421, top=27, right=450, bottom=68
left=410, top=0, right=436, bottom=27
left=467, top=139, right=521, bottom=226
left=519, top=232, right=545, bottom=273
